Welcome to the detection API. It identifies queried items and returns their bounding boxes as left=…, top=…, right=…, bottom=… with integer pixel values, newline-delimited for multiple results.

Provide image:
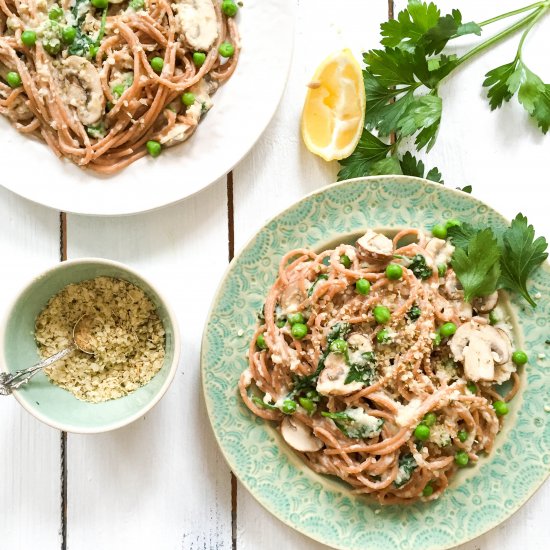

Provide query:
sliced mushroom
left=449, top=320, right=512, bottom=381
left=442, top=271, right=463, bottom=300
left=59, top=56, right=104, bottom=126
left=316, top=352, right=363, bottom=396
left=279, top=280, right=305, bottom=315
left=473, top=291, right=499, bottom=313
left=356, top=230, right=393, bottom=264
left=426, top=237, right=455, bottom=267
left=347, top=333, right=373, bottom=353
left=173, top=0, right=219, bottom=51
left=281, top=417, right=323, bottom=452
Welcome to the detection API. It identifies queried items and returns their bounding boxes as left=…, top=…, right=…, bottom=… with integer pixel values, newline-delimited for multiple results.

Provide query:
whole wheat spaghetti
left=0, top=0, right=240, bottom=173
left=239, top=228, right=520, bottom=504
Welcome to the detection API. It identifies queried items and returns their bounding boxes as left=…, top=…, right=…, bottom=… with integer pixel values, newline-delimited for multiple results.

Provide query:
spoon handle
left=0, top=346, right=76, bottom=395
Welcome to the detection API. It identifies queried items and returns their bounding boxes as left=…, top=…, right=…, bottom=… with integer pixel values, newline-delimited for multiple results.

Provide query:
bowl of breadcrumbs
left=0, top=258, right=180, bottom=433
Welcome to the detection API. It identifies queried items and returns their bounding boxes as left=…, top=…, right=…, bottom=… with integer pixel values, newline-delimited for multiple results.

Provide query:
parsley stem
left=517, top=5, right=549, bottom=56
left=454, top=9, right=544, bottom=70
left=478, top=2, right=547, bottom=27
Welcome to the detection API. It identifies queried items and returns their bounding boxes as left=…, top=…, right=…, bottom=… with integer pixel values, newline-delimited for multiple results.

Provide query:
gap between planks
left=226, top=172, right=237, bottom=550
left=59, top=212, right=67, bottom=550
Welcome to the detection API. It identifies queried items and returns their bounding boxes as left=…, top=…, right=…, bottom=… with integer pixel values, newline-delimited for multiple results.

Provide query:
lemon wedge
left=301, top=49, right=366, bottom=161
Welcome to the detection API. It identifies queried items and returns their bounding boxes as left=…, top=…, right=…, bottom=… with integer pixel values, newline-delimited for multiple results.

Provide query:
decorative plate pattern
left=201, top=176, right=550, bottom=550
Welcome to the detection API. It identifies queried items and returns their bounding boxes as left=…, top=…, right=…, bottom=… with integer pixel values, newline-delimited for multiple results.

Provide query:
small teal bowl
left=0, top=258, right=180, bottom=433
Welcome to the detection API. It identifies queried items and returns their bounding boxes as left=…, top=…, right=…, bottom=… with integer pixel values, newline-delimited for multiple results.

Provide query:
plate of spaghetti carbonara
left=0, top=0, right=293, bottom=214
left=202, top=176, right=550, bottom=550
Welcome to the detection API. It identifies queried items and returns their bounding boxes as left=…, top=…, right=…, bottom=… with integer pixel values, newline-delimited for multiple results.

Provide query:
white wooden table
left=1, top=1, right=549, bottom=549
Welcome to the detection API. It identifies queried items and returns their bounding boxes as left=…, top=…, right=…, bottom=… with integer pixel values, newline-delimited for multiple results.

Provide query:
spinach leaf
left=409, top=254, right=433, bottom=280
left=308, top=273, right=328, bottom=297
left=322, top=410, right=384, bottom=439
left=345, top=351, right=377, bottom=385
left=394, top=453, right=417, bottom=488
left=406, top=304, right=422, bottom=321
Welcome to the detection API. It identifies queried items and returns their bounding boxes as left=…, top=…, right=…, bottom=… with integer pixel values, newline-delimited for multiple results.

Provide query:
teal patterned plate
left=201, top=176, right=550, bottom=550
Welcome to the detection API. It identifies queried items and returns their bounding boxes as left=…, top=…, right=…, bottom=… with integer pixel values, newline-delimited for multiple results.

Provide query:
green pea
left=455, top=450, right=469, bottom=467
left=423, top=412, right=437, bottom=427
left=287, top=313, right=304, bottom=325
left=21, top=30, right=36, bottom=47
left=355, top=278, right=371, bottom=295
left=329, top=338, right=348, bottom=354
left=291, top=323, right=308, bottom=340
left=439, top=322, right=457, bottom=338
left=437, top=264, right=447, bottom=277
left=512, top=350, right=528, bottom=366
left=150, top=56, right=164, bottom=73
left=299, top=397, right=316, bottom=414
left=146, top=140, right=161, bottom=157
left=44, top=42, right=61, bottom=56
left=422, top=483, right=434, bottom=497
left=414, top=424, right=430, bottom=441
left=62, top=26, right=77, bottom=44
left=457, top=430, right=469, bottom=443
left=88, top=44, right=98, bottom=58
left=112, top=84, right=125, bottom=98
left=221, top=0, right=238, bottom=17
left=91, top=0, right=108, bottom=8
left=385, top=263, right=403, bottom=280
left=340, top=254, right=351, bottom=269
left=193, top=51, right=206, bottom=66
left=276, top=319, right=286, bottom=328
left=445, top=219, right=461, bottom=229
left=433, top=328, right=442, bottom=347
left=489, top=310, right=499, bottom=325
left=219, top=42, right=235, bottom=58
left=281, top=399, right=297, bottom=415
left=493, top=400, right=509, bottom=416
left=48, top=5, right=63, bottom=20
left=256, top=333, right=267, bottom=350
left=376, top=328, right=391, bottom=344
left=181, top=92, right=195, bottom=106
left=373, top=305, right=390, bottom=324
left=466, top=381, right=477, bottom=393
left=431, top=224, right=448, bottom=239
left=6, top=71, right=21, bottom=88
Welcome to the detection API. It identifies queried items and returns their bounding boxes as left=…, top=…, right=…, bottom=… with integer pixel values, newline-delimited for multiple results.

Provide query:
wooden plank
left=231, top=1, right=389, bottom=548
left=64, top=179, right=232, bottom=550
left=0, top=188, right=62, bottom=550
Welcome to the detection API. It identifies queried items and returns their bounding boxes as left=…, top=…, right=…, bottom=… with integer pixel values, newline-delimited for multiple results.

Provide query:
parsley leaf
left=451, top=228, right=501, bottom=302
left=447, top=222, right=478, bottom=250
left=533, top=84, right=550, bottom=133
left=337, top=129, right=392, bottom=181
left=399, top=151, right=443, bottom=183
left=498, top=214, right=548, bottom=307
left=483, top=61, right=518, bottom=110
left=381, top=0, right=441, bottom=52
left=420, top=9, right=481, bottom=55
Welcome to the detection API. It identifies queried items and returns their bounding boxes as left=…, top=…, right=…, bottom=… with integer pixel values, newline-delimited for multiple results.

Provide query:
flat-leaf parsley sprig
left=338, top=0, right=550, bottom=182
left=448, top=214, right=549, bottom=307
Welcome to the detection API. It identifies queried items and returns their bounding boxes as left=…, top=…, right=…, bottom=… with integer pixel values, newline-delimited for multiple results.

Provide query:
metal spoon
left=0, top=315, right=96, bottom=396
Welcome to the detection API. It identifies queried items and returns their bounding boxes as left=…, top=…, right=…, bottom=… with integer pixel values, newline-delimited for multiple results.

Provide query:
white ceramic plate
left=0, top=0, right=294, bottom=216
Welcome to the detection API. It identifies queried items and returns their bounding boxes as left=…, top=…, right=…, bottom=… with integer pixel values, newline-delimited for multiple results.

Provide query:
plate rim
left=201, top=175, right=550, bottom=550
